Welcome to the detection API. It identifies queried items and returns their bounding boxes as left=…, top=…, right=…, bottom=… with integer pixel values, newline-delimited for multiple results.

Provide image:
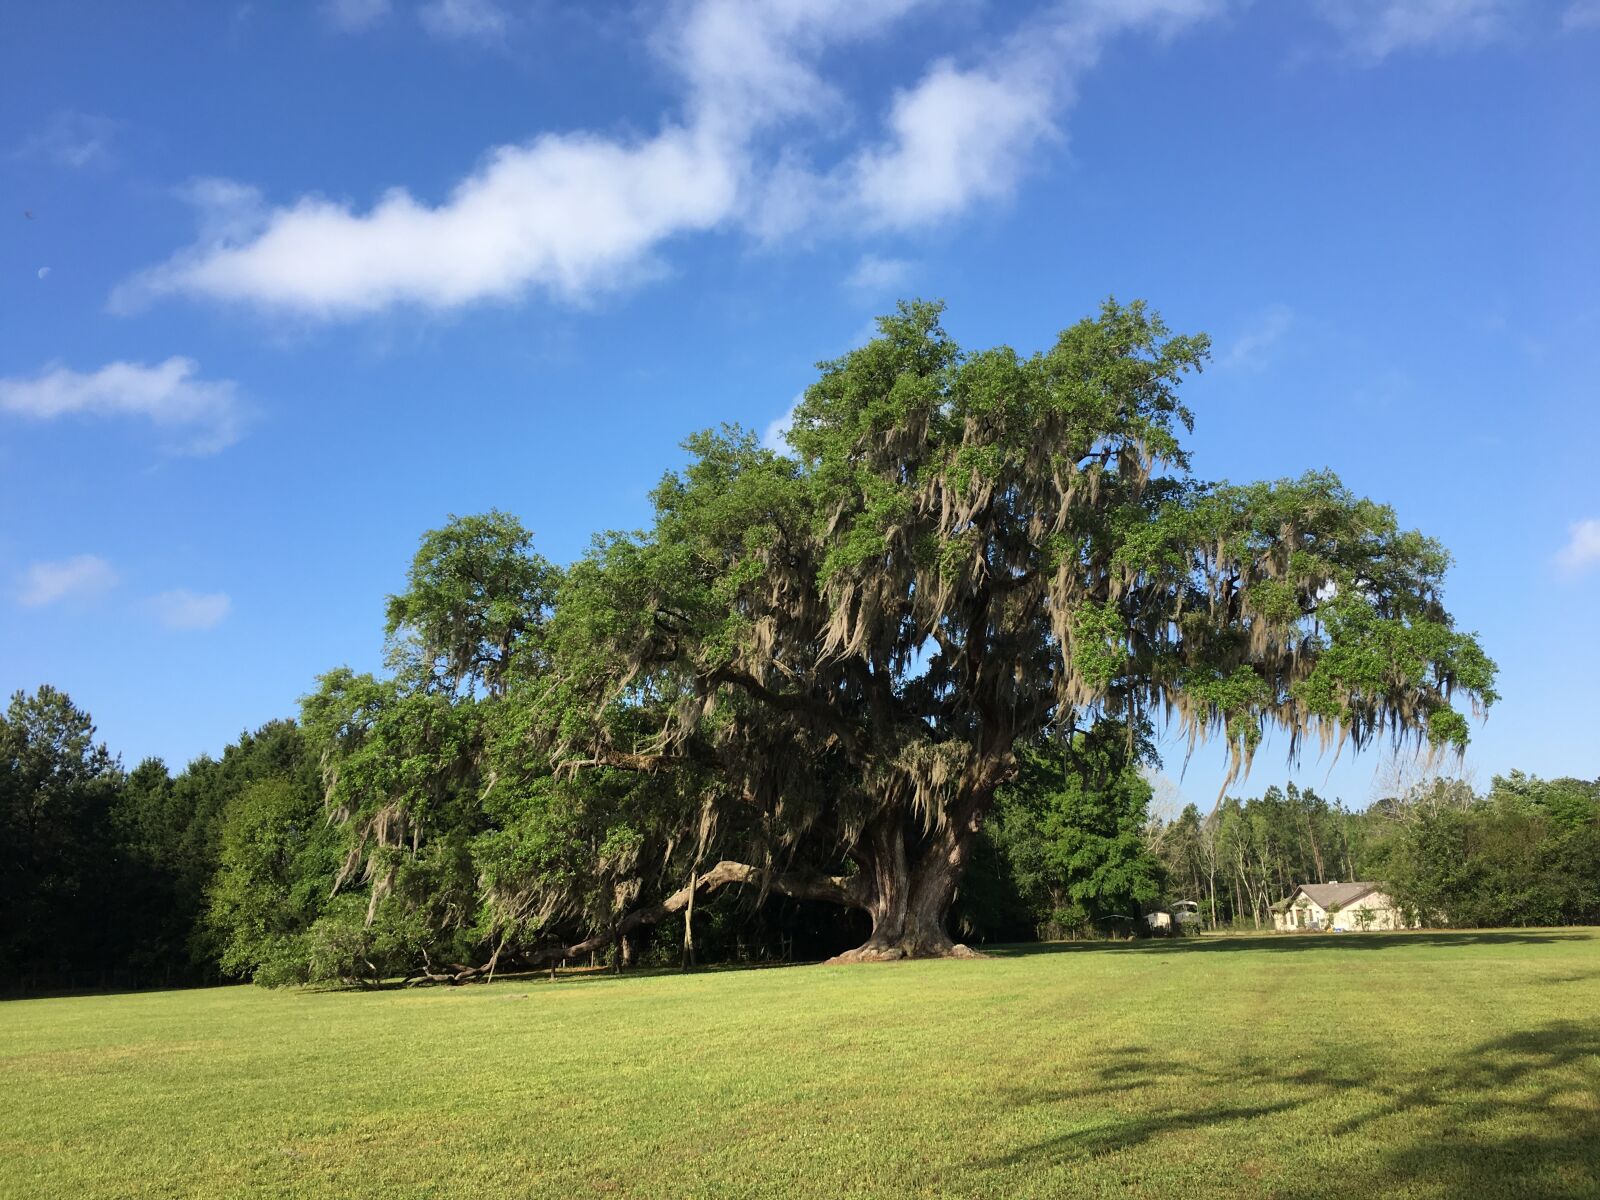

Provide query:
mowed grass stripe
left=3, top=930, right=1598, bottom=1199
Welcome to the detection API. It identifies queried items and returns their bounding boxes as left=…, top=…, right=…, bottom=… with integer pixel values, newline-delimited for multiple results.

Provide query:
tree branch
left=529, top=860, right=866, bottom=965
left=557, top=746, right=716, bottom=775
left=707, top=666, right=863, bottom=754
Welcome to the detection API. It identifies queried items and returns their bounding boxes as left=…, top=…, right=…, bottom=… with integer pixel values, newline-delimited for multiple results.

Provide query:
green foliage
left=294, top=668, right=491, bottom=983
left=535, top=297, right=1492, bottom=959
left=157, top=720, right=320, bottom=972
left=0, top=687, right=122, bottom=978
left=1125, top=470, right=1498, bottom=780
left=0, top=301, right=1512, bottom=984
left=206, top=776, right=340, bottom=987
left=993, top=726, right=1165, bottom=934
left=384, top=510, right=559, bottom=695
left=1386, top=773, right=1600, bottom=928
left=1151, top=782, right=1370, bottom=929
left=1069, top=602, right=1131, bottom=693
left=1, top=695, right=330, bottom=988
left=303, top=895, right=453, bottom=987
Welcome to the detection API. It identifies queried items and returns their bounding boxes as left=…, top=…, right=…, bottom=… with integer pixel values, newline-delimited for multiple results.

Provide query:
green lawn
left=3, top=930, right=1598, bottom=1199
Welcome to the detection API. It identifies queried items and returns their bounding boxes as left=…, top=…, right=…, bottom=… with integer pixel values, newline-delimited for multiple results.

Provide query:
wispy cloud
left=418, top=0, right=508, bottom=42
left=150, top=589, right=232, bottom=631
left=15, top=558, right=234, bottom=627
left=13, top=110, right=121, bottom=170
left=845, top=57, right=1059, bottom=230
left=321, top=0, right=391, bottom=32
left=762, top=393, right=805, bottom=453
left=753, top=0, right=1225, bottom=240
left=1314, top=0, right=1521, bottom=60
left=118, top=0, right=1222, bottom=320
left=1556, top=518, right=1600, bottom=575
left=1565, top=0, right=1600, bottom=29
left=0, top=358, right=246, bottom=455
left=1218, top=304, right=1293, bottom=370
left=844, top=254, right=914, bottom=296
left=17, top=555, right=119, bottom=607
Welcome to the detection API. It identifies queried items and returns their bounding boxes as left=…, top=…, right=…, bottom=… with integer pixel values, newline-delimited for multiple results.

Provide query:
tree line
left=1150, top=776, right=1600, bottom=930
left=5, top=299, right=1530, bottom=990
left=5, top=677, right=1592, bottom=992
left=0, top=679, right=1160, bottom=988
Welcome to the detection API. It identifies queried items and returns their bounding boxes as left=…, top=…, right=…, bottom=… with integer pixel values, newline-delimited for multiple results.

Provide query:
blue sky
left=3, top=0, right=1597, bottom=810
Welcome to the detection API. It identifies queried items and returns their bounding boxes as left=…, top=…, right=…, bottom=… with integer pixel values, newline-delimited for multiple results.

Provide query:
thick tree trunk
left=825, top=812, right=985, bottom=963
left=505, top=808, right=991, bottom=977
left=826, top=886, right=980, bottom=961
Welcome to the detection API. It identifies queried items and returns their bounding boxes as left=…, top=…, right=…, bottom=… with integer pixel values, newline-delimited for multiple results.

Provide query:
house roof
left=1291, top=881, right=1382, bottom=909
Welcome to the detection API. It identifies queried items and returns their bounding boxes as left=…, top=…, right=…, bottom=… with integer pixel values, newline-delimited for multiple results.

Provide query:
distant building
left=1270, top=882, right=1410, bottom=932
left=1144, top=900, right=1201, bottom=935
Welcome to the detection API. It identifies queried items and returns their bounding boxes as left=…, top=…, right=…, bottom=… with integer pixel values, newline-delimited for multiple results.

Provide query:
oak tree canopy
left=500, top=299, right=1496, bottom=961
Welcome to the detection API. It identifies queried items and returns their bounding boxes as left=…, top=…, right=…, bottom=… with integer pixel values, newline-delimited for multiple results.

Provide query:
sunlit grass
left=4, top=929, right=1598, bottom=1198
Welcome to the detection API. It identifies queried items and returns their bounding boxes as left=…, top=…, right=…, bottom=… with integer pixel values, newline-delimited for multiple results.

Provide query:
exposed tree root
left=824, top=942, right=987, bottom=964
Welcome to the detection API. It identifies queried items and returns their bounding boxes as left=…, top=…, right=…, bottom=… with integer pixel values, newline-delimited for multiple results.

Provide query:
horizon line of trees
left=4, top=676, right=1595, bottom=993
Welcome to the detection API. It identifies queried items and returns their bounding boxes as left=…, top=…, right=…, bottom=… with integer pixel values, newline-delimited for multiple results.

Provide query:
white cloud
left=849, top=60, right=1057, bottom=230
left=0, top=358, right=246, bottom=454
left=840, top=0, right=1222, bottom=231
left=175, top=177, right=271, bottom=246
left=322, top=0, right=391, bottom=31
left=762, top=394, right=804, bottom=452
left=418, top=0, right=509, bottom=42
left=150, top=589, right=232, bottom=631
left=121, top=132, right=739, bottom=316
left=120, top=0, right=1221, bottom=319
left=1314, top=0, right=1520, bottom=59
left=1556, top=518, right=1600, bottom=574
left=119, top=0, right=915, bottom=317
left=665, top=0, right=926, bottom=133
left=1565, top=0, right=1600, bottom=29
left=760, top=0, right=1223, bottom=238
left=14, top=111, right=121, bottom=170
left=1218, top=304, right=1293, bottom=370
left=844, top=254, right=913, bottom=296
left=18, top=556, right=119, bottom=607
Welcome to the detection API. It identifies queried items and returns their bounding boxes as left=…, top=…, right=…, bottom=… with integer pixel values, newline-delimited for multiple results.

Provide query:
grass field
left=3, top=930, right=1598, bottom=1199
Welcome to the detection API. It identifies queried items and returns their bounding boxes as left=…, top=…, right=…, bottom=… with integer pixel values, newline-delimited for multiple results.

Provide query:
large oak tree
left=535, top=299, right=1496, bottom=961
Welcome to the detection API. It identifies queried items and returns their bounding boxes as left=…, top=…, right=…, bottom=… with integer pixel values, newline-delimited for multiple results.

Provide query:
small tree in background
left=994, top=724, right=1165, bottom=937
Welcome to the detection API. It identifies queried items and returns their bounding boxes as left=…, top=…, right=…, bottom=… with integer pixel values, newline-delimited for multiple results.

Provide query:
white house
left=1270, top=882, right=1409, bottom=932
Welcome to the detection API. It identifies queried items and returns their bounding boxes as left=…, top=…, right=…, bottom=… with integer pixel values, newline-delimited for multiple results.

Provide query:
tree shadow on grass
left=346, top=928, right=1595, bottom=993
left=467, top=955, right=826, bottom=992
left=412, top=929, right=1594, bottom=991
left=968, top=1022, right=1600, bottom=1199
left=985, top=928, right=1597, bottom=959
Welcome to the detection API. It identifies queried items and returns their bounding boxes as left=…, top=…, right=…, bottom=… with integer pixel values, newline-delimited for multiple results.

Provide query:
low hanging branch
left=545, top=860, right=865, bottom=963
left=414, top=861, right=864, bottom=984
